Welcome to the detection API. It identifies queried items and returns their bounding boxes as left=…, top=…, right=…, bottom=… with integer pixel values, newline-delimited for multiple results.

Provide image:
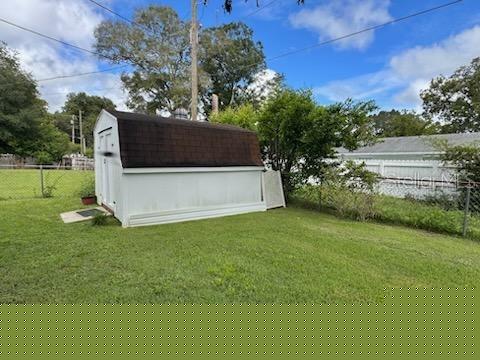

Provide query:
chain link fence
left=0, top=165, right=93, bottom=201
left=293, top=176, right=480, bottom=240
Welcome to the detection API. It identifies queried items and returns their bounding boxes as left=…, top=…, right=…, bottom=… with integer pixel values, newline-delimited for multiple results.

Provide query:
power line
left=39, top=86, right=121, bottom=97
left=37, top=65, right=129, bottom=82
left=267, top=0, right=463, bottom=62
left=1, top=0, right=462, bottom=91
left=229, top=0, right=462, bottom=72
left=239, top=0, right=282, bottom=20
left=87, top=0, right=136, bottom=26
left=0, top=17, right=107, bottom=59
left=87, top=0, right=188, bottom=38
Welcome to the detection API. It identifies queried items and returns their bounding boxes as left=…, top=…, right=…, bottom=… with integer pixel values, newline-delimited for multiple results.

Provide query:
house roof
left=337, top=132, right=480, bottom=156
left=106, top=110, right=263, bottom=168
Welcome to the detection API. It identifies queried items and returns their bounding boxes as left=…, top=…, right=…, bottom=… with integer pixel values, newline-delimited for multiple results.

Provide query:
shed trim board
left=122, top=166, right=264, bottom=174
left=94, top=109, right=266, bottom=227
left=127, top=202, right=265, bottom=227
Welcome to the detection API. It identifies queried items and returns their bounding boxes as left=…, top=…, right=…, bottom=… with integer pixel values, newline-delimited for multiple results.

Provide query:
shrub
left=91, top=213, right=108, bottom=226
left=78, top=177, right=95, bottom=198
left=292, top=184, right=377, bottom=221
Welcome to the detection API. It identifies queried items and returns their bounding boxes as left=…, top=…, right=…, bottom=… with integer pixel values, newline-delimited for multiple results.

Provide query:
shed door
left=101, top=131, right=114, bottom=210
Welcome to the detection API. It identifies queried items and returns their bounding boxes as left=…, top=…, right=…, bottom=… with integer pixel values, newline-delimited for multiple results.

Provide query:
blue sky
left=1, top=0, right=479, bottom=111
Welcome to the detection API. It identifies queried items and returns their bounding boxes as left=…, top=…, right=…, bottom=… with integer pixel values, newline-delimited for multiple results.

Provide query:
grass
left=1, top=192, right=479, bottom=303
left=0, top=169, right=93, bottom=200
left=292, top=185, right=480, bottom=241
left=375, top=195, right=480, bottom=239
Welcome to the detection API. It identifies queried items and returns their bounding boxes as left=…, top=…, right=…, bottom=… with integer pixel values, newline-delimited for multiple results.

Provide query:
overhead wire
left=1, top=0, right=464, bottom=93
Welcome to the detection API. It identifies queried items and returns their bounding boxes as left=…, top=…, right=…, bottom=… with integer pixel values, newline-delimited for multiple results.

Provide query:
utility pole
left=70, top=115, right=76, bottom=144
left=190, top=0, right=198, bottom=121
left=78, top=110, right=84, bottom=155
left=212, top=94, right=219, bottom=115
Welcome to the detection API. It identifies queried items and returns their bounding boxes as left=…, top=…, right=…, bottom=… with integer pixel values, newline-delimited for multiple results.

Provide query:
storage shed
left=94, top=110, right=266, bottom=227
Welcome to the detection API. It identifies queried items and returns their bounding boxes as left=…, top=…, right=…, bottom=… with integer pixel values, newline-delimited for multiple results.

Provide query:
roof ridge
left=106, top=109, right=254, bottom=133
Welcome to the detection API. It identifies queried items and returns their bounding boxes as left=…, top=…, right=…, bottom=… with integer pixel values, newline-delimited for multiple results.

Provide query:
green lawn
left=0, top=169, right=93, bottom=200
left=1, top=194, right=479, bottom=303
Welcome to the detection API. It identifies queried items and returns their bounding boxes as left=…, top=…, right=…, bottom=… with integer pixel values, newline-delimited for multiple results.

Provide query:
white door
left=101, top=131, right=114, bottom=209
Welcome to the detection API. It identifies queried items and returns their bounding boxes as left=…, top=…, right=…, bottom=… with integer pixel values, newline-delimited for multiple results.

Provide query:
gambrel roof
left=106, top=110, right=263, bottom=168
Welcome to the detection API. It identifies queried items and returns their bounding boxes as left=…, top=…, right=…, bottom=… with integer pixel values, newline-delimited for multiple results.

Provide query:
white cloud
left=315, top=26, right=480, bottom=109
left=0, top=0, right=128, bottom=111
left=289, top=0, right=392, bottom=50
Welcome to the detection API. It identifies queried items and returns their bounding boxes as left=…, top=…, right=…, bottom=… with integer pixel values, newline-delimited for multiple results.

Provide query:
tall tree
left=370, top=110, right=439, bottom=137
left=94, top=6, right=266, bottom=115
left=199, top=22, right=265, bottom=110
left=421, top=57, right=480, bottom=133
left=59, top=92, right=116, bottom=148
left=94, top=6, right=191, bottom=114
left=212, top=90, right=378, bottom=193
left=0, top=43, right=70, bottom=161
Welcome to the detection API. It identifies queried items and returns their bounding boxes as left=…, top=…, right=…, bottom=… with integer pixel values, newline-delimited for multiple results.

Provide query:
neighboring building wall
left=349, top=159, right=458, bottom=199
left=121, top=167, right=266, bottom=227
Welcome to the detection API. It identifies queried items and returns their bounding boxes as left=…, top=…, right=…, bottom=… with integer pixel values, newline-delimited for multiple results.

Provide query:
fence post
left=462, top=186, right=471, bottom=237
left=40, top=165, right=45, bottom=198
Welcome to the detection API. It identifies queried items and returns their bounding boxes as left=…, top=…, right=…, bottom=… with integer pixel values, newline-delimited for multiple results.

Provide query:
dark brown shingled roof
left=106, top=110, right=264, bottom=168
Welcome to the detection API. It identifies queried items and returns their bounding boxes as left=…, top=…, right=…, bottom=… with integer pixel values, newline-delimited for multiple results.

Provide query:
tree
left=421, top=57, right=480, bottom=133
left=210, top=103, right=259, bottom=131
left=370, top=110, right=439, bottom=137
left=0, top=43, right=71, bottom=162
left=94, top=6, right=266, bottom=115
left=94, top=6, right=191, bottom=114
left=236, top=70, right=285, bottom=109
left=436, top=141, right=480, bottom=184
left=212, top=89, right=378, bottom=193
left=34, top=116, right=72, bottom=164
left=59, top=92, right=116, bottom=148
left=199, top=22, right=265, bottom=110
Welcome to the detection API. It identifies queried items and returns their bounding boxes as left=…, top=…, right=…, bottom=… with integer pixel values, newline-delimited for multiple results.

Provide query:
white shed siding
left=122, top=167, right=265, bottom=227
left=94, top=110, right=266, bottom=227
left=94, top=111, right=126, bottom=223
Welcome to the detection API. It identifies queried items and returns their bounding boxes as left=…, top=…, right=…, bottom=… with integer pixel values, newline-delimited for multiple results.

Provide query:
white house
left=94, top=110, right=266, bottom=227
left=337, top=132, right=480, bottom=198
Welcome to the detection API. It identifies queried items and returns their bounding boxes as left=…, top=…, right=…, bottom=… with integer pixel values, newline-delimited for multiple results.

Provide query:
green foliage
left=292, top=162, right=379, bottom=221
left=95, top=6, right=191, bottom=114
left=200, top=22, right=265, bottom=110
left=210, top=103, right=259, bottom=131
left=0, top=43, right=70, bottom=162
left=292, top=184, right=480, bottom=240
left=2, top=193, right=480, bottom=302
left=91, top=213, right=108, bottom=226
left=435, top=140, right=480, bottom=183
left=0, top=43, right=46, bottom=156
left=293, top=185, right=377, bottom=221
left=94, top=6, right=266, bottom=115
left=370, top=109, right=439, bottom=137
left=33, top=117, right=71, bottom=163
left=214, top=90, right=378, bottom=193
left=421, top=57, right=480, bottom=133
left=78, top=177, right=96, bottom=198
left=374, top=196, right=465, bottom=236
left=60, top=92, right=116, bottom=148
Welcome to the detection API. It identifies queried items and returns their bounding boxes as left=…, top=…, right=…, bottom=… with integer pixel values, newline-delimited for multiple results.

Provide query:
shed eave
left=338, top=151, right=444, bottom=157
left=122, top=166, right=265, bottom=174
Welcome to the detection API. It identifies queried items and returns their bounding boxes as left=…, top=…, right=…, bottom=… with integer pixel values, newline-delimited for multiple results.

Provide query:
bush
left=374, top=196, right=463, bottom=236
left=292, top=184, right=477, bottom=239
left=91, top=213, right=108, bottom=226
left=78, top=177, right=95, bottom=198
left=292, top=184, right=377, bottom=221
